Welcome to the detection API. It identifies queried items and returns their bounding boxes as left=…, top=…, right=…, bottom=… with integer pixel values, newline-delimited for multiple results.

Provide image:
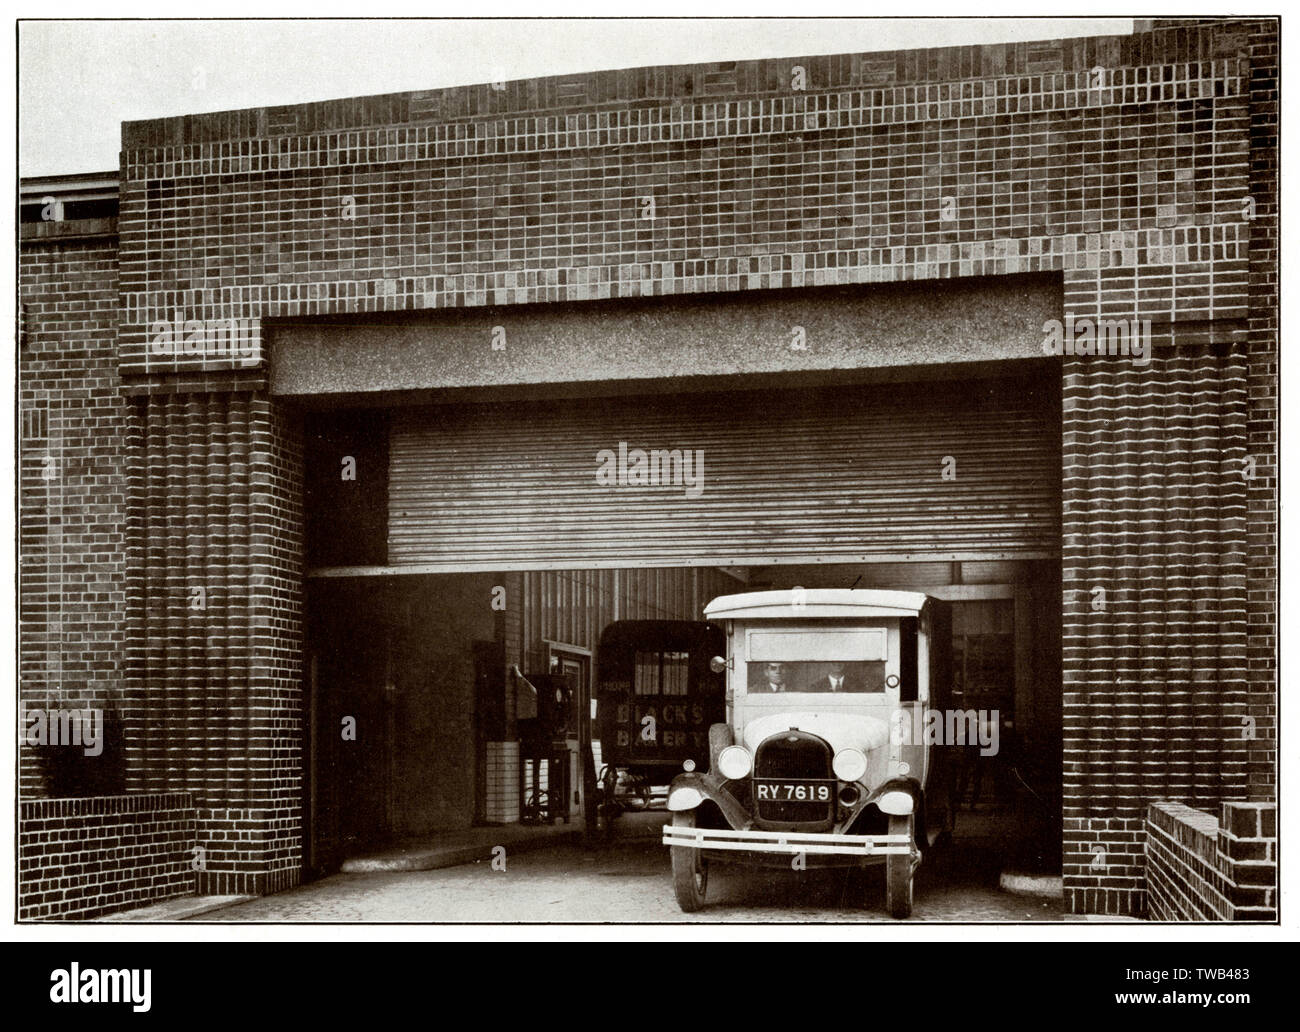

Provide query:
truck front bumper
left=662, top=823, right=913, bottom=857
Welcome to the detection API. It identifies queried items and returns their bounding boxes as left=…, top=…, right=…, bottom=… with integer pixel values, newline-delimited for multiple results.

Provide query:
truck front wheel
left=885, top=813, right=915, bottom=918
left=670, top=810, right=708, bottom=912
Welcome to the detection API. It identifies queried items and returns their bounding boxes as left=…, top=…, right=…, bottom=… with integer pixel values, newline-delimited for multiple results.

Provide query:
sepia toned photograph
left=13, top=11, right=1284, bottom=944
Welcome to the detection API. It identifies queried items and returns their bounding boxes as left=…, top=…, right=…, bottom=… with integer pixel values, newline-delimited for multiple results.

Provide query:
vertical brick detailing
left=18, top=793, right=195, bottom=921
left=1243, top=20, right=1278, bottom=799
left=1146, top=801, right=1276, bottom=920
left=123, top=392, right=304, bottom=896
left=1061, top=339, right=1250, bottom=915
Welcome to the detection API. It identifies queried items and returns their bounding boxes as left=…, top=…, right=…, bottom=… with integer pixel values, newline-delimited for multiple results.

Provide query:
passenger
left=810, top=661, right=865, bottom=693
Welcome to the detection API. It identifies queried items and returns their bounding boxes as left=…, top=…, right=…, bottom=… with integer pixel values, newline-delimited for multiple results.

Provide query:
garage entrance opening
left=300, top=371, right=1061, bottom=879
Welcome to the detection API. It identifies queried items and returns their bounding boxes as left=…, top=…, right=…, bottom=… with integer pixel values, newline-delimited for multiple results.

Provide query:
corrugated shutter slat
left=389, top=380, right=1059, bottom=570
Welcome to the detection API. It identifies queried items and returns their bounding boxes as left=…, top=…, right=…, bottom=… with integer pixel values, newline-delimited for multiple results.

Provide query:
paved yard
left=198, top=828, right=1062, bottom=923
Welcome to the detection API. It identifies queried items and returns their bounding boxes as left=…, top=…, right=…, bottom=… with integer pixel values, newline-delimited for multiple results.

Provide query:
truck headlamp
left=717, top=745, right=753, bottom=780
left=832, top=748, right=868, bottom=783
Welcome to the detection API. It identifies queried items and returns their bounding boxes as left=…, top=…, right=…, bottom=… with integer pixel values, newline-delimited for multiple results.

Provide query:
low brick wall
left=18, top=793, right=196, bottom=920
left=1146, top=801, right=1276, bottom=921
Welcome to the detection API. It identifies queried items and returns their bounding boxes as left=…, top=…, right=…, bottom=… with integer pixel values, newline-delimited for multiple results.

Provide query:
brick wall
left=18, top=793, right=195, bottom=921
left=1244, top=21, right=1278, bottom=798
left=117, top=27, right=1257, bottom=380
left=1146, top=801, right=1276, bottom=920
left=1058, top=18, right=1276, bottom=918
left=18, top=236, right=126, bottom=800
left=116, top=20, right=1274, bottom=915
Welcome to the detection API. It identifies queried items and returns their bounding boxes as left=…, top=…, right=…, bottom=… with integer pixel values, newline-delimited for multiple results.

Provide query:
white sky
left=18, top=15, right=1132, bottom=177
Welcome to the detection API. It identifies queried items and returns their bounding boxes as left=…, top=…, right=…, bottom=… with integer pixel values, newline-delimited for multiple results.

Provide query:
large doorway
left=299, top=371, right=1062, bottom=878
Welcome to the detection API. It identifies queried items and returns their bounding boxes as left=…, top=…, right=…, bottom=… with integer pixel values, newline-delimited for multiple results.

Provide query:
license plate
left=754, top=781, right=833, bottom=803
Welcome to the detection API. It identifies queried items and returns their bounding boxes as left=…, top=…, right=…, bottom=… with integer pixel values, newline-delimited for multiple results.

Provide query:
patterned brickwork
left=121, top=392, right=304, bottom=895
left=114, top=18, right=1273, bottom=916
left=116, top=28, right=1253, bottom=378
left=1061, top=338, right=1251, bottom=916
left=17, top=793, right=195, bottom=921
left=122, top=22, right=1245, bottom=155
left=1146, top=801, right=1276, bottom=920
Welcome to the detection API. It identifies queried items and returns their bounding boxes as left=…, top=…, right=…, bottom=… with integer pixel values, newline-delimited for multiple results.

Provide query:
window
left=634, top=651, right=689, bottom=696
left=745, top=628, right=888, bottom=694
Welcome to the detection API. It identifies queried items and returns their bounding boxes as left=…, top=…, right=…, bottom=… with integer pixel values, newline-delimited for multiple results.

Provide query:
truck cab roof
left=703, top=589, right=931, bottom=621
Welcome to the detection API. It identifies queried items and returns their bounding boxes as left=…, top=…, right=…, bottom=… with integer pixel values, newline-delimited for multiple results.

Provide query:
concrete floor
left=194, top=811, right=1063, bottom=923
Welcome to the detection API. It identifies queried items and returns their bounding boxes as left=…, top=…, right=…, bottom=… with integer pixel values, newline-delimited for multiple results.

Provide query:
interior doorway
left=546, top=642, right=591, bottom=821
left=951, top=600, right=1016, bottom=813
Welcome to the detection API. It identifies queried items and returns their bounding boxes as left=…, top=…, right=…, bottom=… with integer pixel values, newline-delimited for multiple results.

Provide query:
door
left=304, top=584, right=395, bottom=874
left=388, top=375, right=1060, bottom=571
left=951, top=600, right=1015, bottom=811
left=547, top=644, right=590, bottom=820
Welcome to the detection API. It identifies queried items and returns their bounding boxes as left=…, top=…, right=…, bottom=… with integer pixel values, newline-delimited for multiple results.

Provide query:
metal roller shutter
left=388, top=376, right=1059, bottom=571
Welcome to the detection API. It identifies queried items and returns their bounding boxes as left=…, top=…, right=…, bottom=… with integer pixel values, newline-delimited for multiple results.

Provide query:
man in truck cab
left=808, top=661, right=863, bottom=693
left=753, top=661, right=790, bottom=693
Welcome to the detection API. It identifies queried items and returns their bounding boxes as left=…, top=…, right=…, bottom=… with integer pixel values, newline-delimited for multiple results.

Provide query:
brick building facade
left=18, top=17, right=1278, bottom=919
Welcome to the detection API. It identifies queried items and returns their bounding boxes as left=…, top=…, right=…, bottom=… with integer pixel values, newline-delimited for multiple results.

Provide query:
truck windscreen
left=743, top=627, right=889, bottom=693
left=746, top=660, right=886, bottom=694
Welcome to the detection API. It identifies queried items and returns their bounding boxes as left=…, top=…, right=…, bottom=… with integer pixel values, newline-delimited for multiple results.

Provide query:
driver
left=758, top=661, right=789, bottom=693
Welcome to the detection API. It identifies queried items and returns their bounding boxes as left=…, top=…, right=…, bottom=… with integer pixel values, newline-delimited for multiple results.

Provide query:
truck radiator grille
left=753, top=731, right=834, bottom=824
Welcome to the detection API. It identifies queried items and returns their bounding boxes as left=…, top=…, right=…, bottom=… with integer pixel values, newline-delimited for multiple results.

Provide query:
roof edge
left=705, top=589, right=931, bottom=620
left=123, top=19, right=1265, bottom=152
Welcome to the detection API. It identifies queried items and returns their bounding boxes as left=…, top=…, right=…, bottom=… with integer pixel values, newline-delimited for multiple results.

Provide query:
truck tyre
left=670, top=810, right=708, bottom=912
left=886, top=813, right=915, bottom=919
left=707, top=723, right=733, bottom=775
